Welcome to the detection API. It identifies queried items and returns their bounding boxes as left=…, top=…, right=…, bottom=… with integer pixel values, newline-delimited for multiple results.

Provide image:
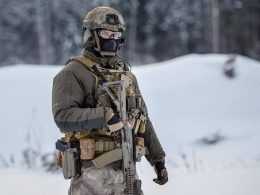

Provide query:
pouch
left=135, top=137, right=146, bottom=162
left=80, top=139, right=96, bottom=160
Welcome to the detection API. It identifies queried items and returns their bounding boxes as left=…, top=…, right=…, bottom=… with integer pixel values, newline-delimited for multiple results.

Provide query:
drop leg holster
left=56, top=139, right=81, bottom=179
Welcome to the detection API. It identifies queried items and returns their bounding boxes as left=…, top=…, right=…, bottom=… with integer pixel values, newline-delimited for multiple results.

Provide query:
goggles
left=98, top=29, right=122, bottom=40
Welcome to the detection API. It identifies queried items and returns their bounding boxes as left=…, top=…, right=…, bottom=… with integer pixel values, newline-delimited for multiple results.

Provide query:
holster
left=56, top=139, right=81, bottom=179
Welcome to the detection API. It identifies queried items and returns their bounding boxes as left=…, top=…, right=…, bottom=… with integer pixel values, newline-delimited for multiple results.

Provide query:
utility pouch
left=135, top=137, right=146, bottom=162
left=136, top=137, right=144, bottom=147
left=138, top=115, right=146, bottom=134
left=56, top=139, right=81, bottom=179
left=130, top=109, right=146, bottom=134
left=80, top=139, right=95, bottom=160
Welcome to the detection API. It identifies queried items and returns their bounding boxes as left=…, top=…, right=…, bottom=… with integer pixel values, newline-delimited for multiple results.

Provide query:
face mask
left=99, top=37, right=120, bottom=56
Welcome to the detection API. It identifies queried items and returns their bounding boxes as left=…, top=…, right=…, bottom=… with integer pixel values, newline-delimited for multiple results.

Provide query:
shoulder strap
left=65, top=56, right=97, bottom=70
left=66, top=56, right=108, bottom=84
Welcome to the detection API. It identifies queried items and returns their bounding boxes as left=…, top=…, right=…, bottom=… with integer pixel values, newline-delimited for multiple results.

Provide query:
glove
left=104, top=108, right=124, bottom=134
left=153, top=161, right=168, bottom=185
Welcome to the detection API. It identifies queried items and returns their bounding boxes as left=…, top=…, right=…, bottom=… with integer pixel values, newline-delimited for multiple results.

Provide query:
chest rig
left=99, top=66, right=147, bottom=136
left=66, top=56, right=147, bottom=138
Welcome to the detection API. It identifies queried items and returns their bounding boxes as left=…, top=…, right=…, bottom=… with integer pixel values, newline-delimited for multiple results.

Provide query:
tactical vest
left=64, top=56, right=146, bottom=142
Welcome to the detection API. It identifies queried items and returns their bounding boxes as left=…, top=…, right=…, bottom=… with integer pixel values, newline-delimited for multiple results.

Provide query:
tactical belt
left=56, top=138, right=123, bottom=170
left=79, top=138, right=123, bottom=168
left=95, top=140, right=120, bottom=153
left=81, top=148, right=123, bottom=169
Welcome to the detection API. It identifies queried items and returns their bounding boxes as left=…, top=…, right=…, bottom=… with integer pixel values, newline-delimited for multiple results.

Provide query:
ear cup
left=83, top=30, right=95, bottom=48
left=120, top=37, right=126, bottom=45
left=82, top=26, right=87, bottom=35
left=118, top=38, right=126, bottom=50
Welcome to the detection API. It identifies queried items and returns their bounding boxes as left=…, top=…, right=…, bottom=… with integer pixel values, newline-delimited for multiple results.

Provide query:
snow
left=0, top=54, right=260, bottom=195
left=0, top=168, right=69, bottom=195
left=134, top=54, right=260, bottom=171
left=1, top=167, right=260, bottom=195
left=141, top=166, right=260, bottom=195
left=0, top=65, right=61, bottom=164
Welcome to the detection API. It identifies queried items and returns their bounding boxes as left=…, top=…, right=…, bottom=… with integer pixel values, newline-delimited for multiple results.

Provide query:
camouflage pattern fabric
left=69, top=165, right=144, bottom=195
left=83, top=7, right=126, bottom=32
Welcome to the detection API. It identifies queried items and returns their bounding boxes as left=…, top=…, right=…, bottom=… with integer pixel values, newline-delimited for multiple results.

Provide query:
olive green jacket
left=52, top=55, right=165, bottom=165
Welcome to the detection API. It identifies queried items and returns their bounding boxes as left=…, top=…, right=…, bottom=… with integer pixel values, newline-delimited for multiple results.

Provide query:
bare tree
left=212, top=0, right=220, bottom=53
left=35, top=0, right=49, bottom=64
left=127, top=0, right=139, bottom=64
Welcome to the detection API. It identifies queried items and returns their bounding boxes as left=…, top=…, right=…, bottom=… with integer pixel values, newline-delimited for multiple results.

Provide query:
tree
left=0, top=0, right=259, bottom=66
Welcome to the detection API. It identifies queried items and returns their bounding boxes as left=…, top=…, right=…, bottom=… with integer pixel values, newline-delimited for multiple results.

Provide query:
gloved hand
left=104, top=108, right=124, bottom=134
left=153, top=161, right=168, bottom=185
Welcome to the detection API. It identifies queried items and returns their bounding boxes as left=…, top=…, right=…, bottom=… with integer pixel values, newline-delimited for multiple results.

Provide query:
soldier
left=52, top=6, right=168, bottom=195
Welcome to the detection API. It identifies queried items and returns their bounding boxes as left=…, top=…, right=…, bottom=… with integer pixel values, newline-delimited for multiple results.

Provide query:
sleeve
left=132, top=74, right=166, bottom=165
left=52, top=69, right=106, bottom=132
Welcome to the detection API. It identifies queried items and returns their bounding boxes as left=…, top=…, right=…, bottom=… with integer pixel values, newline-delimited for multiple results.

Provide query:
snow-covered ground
left=0, top=54, right=260, bottom=195
left=1, top=167, right=260, bottom=195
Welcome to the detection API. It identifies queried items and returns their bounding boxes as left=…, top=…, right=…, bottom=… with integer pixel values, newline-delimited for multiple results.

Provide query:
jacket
left=52, top=54, right=166, bottom=165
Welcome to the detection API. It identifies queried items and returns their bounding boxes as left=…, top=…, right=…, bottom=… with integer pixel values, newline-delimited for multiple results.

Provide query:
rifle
left=102, top=80, right=142, bottom=195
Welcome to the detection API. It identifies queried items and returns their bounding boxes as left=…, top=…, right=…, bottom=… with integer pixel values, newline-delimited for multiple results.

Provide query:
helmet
left=83, top=6, right=126, bottom=32
left=82, top=7, right=126, bottom=56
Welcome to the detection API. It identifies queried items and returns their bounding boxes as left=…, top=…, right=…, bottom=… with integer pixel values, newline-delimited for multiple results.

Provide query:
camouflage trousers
left=69, top=165, right=126, bottom=195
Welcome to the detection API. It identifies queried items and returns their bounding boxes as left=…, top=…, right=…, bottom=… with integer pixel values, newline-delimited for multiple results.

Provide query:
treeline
left=0, top=0, right=259, bottom=66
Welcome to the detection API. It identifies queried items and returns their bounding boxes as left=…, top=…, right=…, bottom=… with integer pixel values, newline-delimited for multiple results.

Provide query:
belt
left=79, top=138, right=123, bottom=169
left=95, top=140, right=121, bottom=153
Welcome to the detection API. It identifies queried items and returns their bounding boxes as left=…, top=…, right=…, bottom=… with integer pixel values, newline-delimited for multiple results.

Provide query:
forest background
left=0, top=0, right=259, bottom=66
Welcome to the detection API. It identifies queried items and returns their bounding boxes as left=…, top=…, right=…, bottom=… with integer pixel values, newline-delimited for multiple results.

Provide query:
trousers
left=69, top=165, right=125, bottom=195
